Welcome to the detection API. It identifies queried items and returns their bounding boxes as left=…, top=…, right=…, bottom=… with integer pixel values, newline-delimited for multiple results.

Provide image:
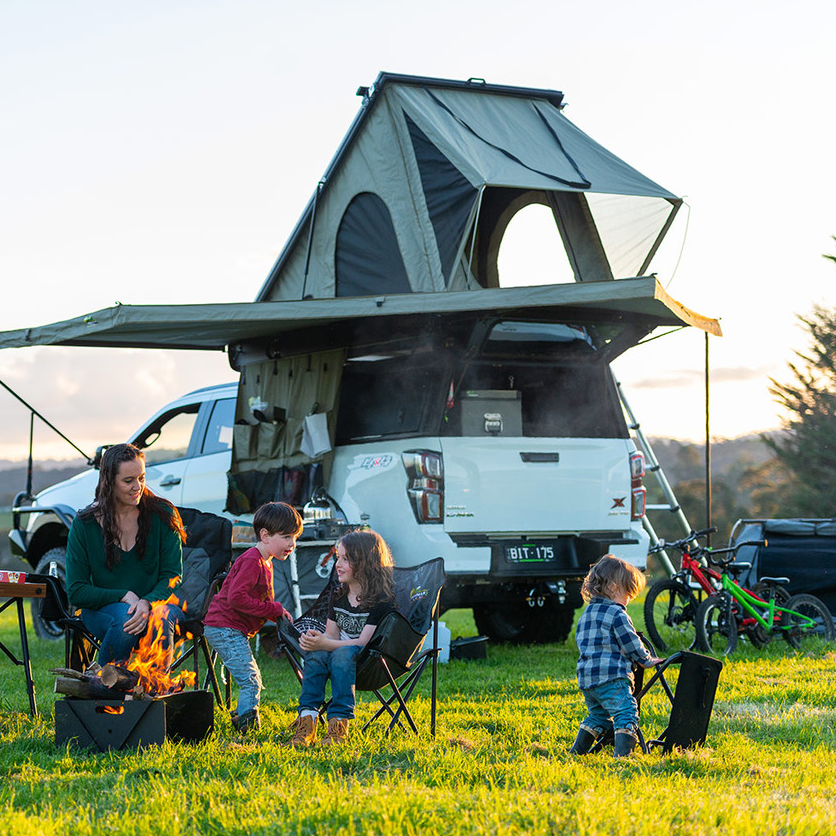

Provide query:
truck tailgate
left=440, top=437, right=633, bottom=534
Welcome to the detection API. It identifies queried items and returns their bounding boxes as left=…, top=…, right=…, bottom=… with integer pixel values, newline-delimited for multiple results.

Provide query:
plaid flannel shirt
left=575, top=597, right=653, bottom=690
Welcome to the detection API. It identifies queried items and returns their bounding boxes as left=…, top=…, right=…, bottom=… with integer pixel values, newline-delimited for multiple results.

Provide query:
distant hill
left=0, top=459, right=87, bottom=507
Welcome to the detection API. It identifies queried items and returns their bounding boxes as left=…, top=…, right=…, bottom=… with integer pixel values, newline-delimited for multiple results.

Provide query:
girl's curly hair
left=581, top=554, right=646, bottom=603
left=336, top=529, right=394, bottom=608
left=79, top=443, right=186, bottom=569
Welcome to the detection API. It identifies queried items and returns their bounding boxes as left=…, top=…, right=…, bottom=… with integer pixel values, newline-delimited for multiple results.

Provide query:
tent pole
left=301, top=180, right=324, bottom=300
left=467, top=184, right=486, bottom=284
left=704, top=331, right=712, bottom=543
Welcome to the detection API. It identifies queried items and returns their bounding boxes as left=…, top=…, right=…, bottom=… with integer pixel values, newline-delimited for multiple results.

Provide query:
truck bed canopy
left=257, top=73, right=686, bottom=302
left=0, top=277, right=720, bottom=357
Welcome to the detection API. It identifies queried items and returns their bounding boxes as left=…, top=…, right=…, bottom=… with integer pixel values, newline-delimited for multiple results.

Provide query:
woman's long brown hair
left=79, top=443, right=186, bottom=569
left=337, top=530, right=394, bottom=608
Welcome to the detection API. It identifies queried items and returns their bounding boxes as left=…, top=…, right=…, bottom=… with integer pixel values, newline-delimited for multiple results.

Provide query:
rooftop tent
left=257, top=73, right=683, bottom=303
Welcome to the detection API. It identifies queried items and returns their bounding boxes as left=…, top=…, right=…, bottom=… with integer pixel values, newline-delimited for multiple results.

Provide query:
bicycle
left=643, top=528, right=787, bottom=652
left=694, top=551, right=835, bottom=655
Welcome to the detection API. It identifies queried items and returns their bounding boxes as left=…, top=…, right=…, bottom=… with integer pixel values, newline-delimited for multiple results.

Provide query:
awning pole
left=704, top=331, right=712, bottom=543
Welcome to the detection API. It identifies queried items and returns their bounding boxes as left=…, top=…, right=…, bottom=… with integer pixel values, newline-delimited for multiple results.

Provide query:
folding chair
left=636, top=650, right=723, bottom=753
left=170, top=507, right=234, bottom=706
left=277, top=557, right=446, bottom=737
left=27, top=572, right=100, bottom=672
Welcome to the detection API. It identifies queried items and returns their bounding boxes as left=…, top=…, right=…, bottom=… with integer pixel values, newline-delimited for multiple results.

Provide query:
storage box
left=459, top=390, right=522, bottom=437
left=450, top=635, right=488, bottom=661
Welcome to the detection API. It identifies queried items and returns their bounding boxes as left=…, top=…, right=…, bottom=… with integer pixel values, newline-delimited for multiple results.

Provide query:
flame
left=125, top=591, right=196, bottom=695
left=100, top=705, right=124, bottom=715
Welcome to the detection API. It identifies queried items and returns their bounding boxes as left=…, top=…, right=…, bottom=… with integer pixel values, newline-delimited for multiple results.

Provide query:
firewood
left=48, top=668, right=88, bottom=680
left=99, top=665, right=140, bottom=691
left=53, top=675, right=125, bottom=701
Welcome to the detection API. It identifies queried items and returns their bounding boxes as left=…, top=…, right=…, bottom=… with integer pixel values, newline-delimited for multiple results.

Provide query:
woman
left=66, top=443, right=187, bottom=666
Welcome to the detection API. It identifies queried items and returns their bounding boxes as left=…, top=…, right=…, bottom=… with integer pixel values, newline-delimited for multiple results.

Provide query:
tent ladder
left=617, top=379, right=694, bottom=577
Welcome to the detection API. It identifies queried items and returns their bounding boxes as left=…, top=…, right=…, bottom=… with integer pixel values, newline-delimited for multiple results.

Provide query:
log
left=99, top=665, right=140, bottom=691
left=48, top=668, right=88, bottom=681
left=53, top=675, right=125, bottom=701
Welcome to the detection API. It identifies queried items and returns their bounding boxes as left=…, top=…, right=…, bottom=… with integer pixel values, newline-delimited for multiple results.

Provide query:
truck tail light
left=402, top=450, right=444, bottom=524
left=629, top=451, right=645, bottom=520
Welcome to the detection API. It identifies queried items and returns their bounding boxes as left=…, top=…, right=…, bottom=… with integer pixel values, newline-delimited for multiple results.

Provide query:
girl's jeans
left=298, top=645, right=364, bottom=719
left=203, top=625, right=262, bottom=715
left=580, top=677, right=639, bottom=736
left=81, top=601, right=184, bottom=667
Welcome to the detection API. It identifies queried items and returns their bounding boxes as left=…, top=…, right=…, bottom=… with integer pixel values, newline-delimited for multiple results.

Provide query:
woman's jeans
left=580, top=677, right=639, bottom=736
left=298, top=645, right=364, bottom=719
left=81, top=601, right=185, bottom=667
left=203, top=625, right=262, bottom=715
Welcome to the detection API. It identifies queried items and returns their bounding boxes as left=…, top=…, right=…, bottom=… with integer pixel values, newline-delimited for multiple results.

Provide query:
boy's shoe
left=569, top=727, right=598, bottom=755
left=320, top=718, right=350, bottom=747
left=614, top=729, right=637, bottom=758
left=289, top=714, right=318, bottom=747
left=232, top=707, right=261, bottom=733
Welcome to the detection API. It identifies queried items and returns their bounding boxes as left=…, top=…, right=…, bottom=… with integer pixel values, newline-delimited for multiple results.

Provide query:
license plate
left=504, top=543, right=556, bottom=563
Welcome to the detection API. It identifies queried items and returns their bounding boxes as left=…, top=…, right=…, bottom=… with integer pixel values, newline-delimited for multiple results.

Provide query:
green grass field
left=1, top=602, right=835, bottom=835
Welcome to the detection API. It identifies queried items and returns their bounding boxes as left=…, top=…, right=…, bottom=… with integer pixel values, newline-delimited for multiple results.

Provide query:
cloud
left=631, top=365, right=775, bottom=389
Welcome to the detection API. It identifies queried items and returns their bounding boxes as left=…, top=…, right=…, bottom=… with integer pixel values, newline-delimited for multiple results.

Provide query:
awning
left=0, top=276, right=720, bottom=353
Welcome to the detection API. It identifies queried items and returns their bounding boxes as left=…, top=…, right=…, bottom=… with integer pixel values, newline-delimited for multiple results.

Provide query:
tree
left=766, top=238, right=836, bottom=516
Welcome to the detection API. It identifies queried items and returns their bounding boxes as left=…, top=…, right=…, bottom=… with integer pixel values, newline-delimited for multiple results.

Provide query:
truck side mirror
left=88, top=445, right=111, bottom=469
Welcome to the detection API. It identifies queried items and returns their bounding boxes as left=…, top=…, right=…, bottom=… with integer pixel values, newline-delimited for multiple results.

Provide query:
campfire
left=52, top=594, right=213, bottom=751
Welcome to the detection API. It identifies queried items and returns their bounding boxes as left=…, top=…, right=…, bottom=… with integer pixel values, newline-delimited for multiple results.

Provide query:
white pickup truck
left=12, top=319, right=648, bottom=644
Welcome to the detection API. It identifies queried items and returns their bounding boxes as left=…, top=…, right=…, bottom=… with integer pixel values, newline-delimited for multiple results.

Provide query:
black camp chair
left=591, top=648, right=723, bottom=754
left=28, top=572, right=100, bottom=672
left=169, top=508, right=234, bottom=706
left=277, top=557, right=446, bottom=737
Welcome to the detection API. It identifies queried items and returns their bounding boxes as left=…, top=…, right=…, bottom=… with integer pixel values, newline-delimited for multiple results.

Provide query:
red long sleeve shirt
left=204, top=546, right=285, bottom=637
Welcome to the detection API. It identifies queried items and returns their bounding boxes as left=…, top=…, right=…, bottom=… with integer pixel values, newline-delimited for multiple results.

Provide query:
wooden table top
left=0, top=581, right=46, bottom=599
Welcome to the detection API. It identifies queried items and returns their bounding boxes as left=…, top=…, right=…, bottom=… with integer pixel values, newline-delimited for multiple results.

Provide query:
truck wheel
left=31, top=547, right=67, bottom=641
left=473, top=599, right=575, bottom=644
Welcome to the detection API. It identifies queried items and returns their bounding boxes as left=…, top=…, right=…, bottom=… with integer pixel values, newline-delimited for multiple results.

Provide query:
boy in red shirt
left=204, top=502, right=302, bottom=732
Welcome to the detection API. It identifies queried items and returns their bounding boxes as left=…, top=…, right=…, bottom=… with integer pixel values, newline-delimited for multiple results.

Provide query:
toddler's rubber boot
left=569, top=727, right=598, bottom=755
left=614, top=729, right=637, bottom=757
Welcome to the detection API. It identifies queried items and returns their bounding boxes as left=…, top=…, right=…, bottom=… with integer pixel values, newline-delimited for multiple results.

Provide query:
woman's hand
left=299, top=628, right=325, bottom=652
left=123, top=595, right=151, bottom=636
left=280, top=609, right=294, bottom=624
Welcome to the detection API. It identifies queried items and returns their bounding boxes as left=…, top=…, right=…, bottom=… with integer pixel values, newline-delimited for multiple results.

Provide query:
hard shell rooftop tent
left=257, top=72, right=690, bottom=303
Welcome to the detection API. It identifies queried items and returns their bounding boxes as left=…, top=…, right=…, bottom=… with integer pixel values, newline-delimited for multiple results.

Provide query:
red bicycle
left=643, top=528, right=784, bottom=652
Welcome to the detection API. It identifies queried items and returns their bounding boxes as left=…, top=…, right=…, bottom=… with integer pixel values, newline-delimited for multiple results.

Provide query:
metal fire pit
left=55, top=690, right=214, bottom=752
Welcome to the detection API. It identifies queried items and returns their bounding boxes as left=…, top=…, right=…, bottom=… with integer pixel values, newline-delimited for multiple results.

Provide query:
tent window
left=335, top=192, right=411, bottom=297
left=405, top=113, right=477, bottom=285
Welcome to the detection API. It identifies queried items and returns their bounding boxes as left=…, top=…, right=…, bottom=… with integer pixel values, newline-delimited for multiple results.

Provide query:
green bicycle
left=695, top=552, right=835, bottom=655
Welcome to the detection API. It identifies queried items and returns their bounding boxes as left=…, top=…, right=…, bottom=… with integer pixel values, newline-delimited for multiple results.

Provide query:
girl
left=290, top=529, right=395, bottom=747
left=571, top=554, right=663, bottom=757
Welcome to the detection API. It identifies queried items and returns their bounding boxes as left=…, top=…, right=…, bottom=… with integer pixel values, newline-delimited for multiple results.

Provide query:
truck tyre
left=473, top=599, right=575, bottom=644
left=31, top=547, right=67, bottom=641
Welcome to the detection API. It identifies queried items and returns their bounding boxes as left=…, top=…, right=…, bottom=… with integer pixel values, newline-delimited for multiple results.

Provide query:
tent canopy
left=257, top=73, right=684, bottom=303
left=0, top=277, right=720, bottom=361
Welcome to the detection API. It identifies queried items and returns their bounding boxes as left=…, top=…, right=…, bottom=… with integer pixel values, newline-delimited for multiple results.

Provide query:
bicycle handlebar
left=649, top=526, right=717, bottom=554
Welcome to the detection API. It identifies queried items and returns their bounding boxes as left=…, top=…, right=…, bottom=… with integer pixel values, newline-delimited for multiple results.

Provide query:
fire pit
left=55, top=690, right=214, bottom=751
left=52, top=596, right=214, bottom=751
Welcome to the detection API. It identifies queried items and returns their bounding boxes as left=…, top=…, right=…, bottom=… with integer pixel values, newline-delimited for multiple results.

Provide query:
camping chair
left=27, top=572, right=100, bottom=672
left=170, top=507, right=234, bottom=706
left=591, top=648, right=723, bottom=754
left=277, top=557, right=446, bottom=737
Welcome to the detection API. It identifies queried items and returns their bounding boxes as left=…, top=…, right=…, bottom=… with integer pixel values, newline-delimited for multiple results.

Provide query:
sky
left=1, top=0, right=835, bottom=461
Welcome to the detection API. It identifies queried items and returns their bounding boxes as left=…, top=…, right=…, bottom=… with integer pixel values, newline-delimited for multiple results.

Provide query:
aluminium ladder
left=617, top=379, right=694, bottom=577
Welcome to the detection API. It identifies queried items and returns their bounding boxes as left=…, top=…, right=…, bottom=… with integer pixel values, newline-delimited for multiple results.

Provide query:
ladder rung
left=646, top=504, right=681, bottom=512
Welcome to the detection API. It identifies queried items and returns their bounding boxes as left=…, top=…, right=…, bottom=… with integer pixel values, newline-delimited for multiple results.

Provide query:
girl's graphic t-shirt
left=328, top=592, right=394, bottom=640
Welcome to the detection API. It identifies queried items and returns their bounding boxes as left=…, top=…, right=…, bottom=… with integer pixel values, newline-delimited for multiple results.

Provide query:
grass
left=2, top=602, right=835, bottom=835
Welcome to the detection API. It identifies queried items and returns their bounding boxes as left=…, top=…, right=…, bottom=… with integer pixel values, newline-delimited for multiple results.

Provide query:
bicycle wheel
left=746, top=582, right=791, bottom=648
left=695, top=593, right=739, bottom=655
left=781, top=594, right=836, bottom=650
left=643, top=579, right=699, bottom=652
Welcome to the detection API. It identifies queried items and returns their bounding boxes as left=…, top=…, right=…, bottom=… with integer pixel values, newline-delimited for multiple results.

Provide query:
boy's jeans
left=298, top=645, right=364, bottom=719
left=580, top=677, right=639, bottom=736
left=81, top=601, right=185, bottom=667
left=204, top=625, right=262, bottom=715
